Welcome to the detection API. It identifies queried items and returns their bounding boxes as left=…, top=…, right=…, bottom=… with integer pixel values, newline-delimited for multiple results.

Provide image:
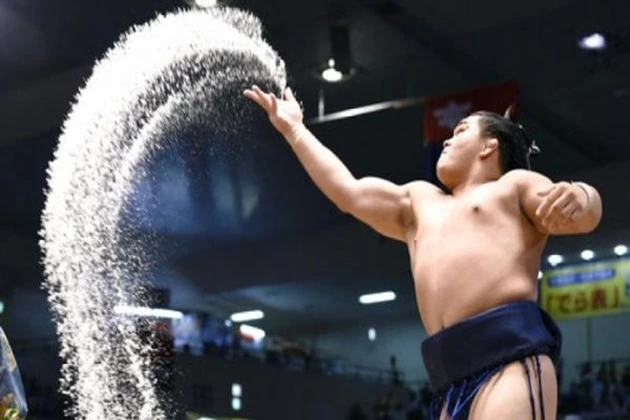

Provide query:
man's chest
left=412, top=184, right=521, bottom=236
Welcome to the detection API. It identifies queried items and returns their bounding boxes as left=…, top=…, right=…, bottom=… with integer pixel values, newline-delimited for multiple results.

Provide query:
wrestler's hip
left=467, top=354, right=558, bottom=420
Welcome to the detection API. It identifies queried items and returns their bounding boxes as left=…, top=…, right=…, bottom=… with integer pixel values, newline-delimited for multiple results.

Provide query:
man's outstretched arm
left=244, top=85, right=418, bottom=241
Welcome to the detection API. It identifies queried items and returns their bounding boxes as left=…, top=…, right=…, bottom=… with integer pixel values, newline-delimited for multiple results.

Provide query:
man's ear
left=480, top=138, right=499, bottom=159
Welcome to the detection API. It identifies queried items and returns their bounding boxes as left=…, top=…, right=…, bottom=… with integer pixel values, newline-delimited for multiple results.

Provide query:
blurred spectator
left=0, top=328, right=27, bottom=419
left=579, top=362, right=593, bottom=389
left=390, top=355, right=402, bottom=387
left=592, top=365, right=606, bottom=410
left=348, top=402, right=369, bottom=420
left=559, top=361, right=630, bottom=418
left=420, top=382, right=433, bottom=418
left=404, top=389, right=424, bottom=420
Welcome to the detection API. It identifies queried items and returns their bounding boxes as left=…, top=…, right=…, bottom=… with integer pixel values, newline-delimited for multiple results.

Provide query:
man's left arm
left=508, top=169, right=602, bottom=235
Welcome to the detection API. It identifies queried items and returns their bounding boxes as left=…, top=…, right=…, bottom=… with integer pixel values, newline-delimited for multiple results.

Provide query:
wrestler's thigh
left=468, top=355, right=557, bottom=420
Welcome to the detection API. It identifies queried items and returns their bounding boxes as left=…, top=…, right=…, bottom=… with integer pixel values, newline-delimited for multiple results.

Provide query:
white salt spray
left=40, top=7, right=286, bottom=419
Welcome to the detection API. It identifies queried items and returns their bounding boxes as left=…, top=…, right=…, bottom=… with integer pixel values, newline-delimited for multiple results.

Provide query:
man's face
left=436, top=116, right=484, bottom=179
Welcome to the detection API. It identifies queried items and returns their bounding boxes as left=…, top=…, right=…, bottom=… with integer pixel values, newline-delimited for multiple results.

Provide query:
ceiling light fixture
left=359, top=291, right=396, bottom=305
left=547, top=254, right=563, bottom=266
left=231, top=383, right=242, bottom=397
left=614, top=245, right=628, bottom=256
left=113, top=305, right=183, bottom=319
left=239, top=324, right=266, bottom=341
left=578, top=33, right=607, bottom=51
left=321, top=59, right=344, bottom=83
left=230, top=310, right=264, bottom=322
left=317, top=23, right=357, bottom=83
left=183, top=0, right=218, bottom=8
left=368, top=328, right=377, bottom=341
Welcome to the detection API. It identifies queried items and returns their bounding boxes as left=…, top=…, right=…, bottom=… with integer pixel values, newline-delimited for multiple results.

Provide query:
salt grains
left=40, top=8, right=285, bottom=419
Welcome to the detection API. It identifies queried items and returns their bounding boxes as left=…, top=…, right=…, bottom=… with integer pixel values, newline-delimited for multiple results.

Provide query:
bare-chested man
left=244, top=85, right=602, bottom=419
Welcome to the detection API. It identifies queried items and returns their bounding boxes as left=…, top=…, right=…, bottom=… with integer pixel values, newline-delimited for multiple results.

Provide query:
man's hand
left=243, top=85, right=303, bottom=138
left=535, top=182, right=589, bottom=231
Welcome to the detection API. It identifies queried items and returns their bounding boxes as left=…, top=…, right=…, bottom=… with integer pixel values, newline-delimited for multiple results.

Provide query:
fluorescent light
left=359, top=291, right=396, bottom=305
left=321, top=58, right=344, bottom=82
left=580, top=250, right=595, bottom=261
left=232, top=383, right=242, bottom=397
left=114, top=305, right=183, bottom=319
left=547, top=254, right=563, bottom=266
left=322, top=67, right=343, bottom=82
left=195, top=0, right=217, bottom=7
left=230, top=310, right=264, bottom=322
left=578, top=33, right=606, bottom=51
left=368, top=328, right=376, bottom=342
left=614, top=245, right=628, bottom=256
left=239, top=324, right=266, bottom=341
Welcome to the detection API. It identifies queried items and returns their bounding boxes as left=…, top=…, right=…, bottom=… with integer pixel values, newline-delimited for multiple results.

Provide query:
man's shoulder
left=405, top=180, right=444, bottom=197
left=500, top=169, right=550, bottom=189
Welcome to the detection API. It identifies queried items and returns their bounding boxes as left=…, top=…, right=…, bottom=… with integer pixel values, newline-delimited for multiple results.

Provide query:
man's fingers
left=550, top=204, right=580, bottom=230
left=540, top=192, right=570, bottom=224
left=284, top=86, right=295, bottom=102
left=551, top=203, right=576, bottom=229
left=244, top=91, right=268, bottom=110
left=243, top=89, right=257, bottom=101
left=569, top=205, right=581, bottom=222
left=536, top=189, right=558, bottom=216
left=244, top=85, right=273, bottom=110
left=270, top=92, right=279, bottom=114
left=243, top=89, right=260, bottom=103
left=252, top=85, right=269, bottom=102
left=542, top=195, right=572, bottom=226
left=536, top=186, right=562, bottom=217
left=557, top=204, right=579, bottom=226
left=536, top=184, right=556, bottom=197
left=557, top=203, right=582, bottom=224
left=252, top=84, right=265, bottom=95
left=561, top=201, right=578, bottom=219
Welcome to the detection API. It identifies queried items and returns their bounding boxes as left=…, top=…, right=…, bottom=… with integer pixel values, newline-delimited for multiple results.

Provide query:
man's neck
left=450, top=169, right=502, bottom=196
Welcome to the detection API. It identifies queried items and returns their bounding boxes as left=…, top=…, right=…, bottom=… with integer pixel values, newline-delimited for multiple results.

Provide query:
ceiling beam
left=358, top=0, right=610, bottom=165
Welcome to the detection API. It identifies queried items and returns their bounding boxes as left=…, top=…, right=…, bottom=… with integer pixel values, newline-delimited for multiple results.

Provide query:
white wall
left=297, top=316, right=430, bottom=384
left=177, top=354, right=395, bottom=420
left=589, top=313, right=630, bottom=361
left=556, top=313, right=630, bottom=388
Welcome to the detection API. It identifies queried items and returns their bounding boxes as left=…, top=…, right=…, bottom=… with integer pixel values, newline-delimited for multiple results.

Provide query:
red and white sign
left=423, top=80, right=519, bottom=143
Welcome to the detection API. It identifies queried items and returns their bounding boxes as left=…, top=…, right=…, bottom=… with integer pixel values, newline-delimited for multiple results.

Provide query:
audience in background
left=355, top=359, right=630, bottom=420
left=12, top=324, right=630, bottom=420
left=556, top=361, right=630, bottom=419
left=390, top=355, right=402, bottom=387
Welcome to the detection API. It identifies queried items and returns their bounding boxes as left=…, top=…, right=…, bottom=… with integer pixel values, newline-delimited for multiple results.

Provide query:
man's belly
left=411, top=234, right=538, bottom=335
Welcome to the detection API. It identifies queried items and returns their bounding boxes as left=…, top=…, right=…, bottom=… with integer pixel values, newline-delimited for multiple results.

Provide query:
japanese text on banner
left=540, top=258, right=630, bottom=320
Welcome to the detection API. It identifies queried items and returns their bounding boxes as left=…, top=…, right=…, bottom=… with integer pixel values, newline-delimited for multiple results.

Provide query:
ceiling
left=0, top=0, right=629, bottom=336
